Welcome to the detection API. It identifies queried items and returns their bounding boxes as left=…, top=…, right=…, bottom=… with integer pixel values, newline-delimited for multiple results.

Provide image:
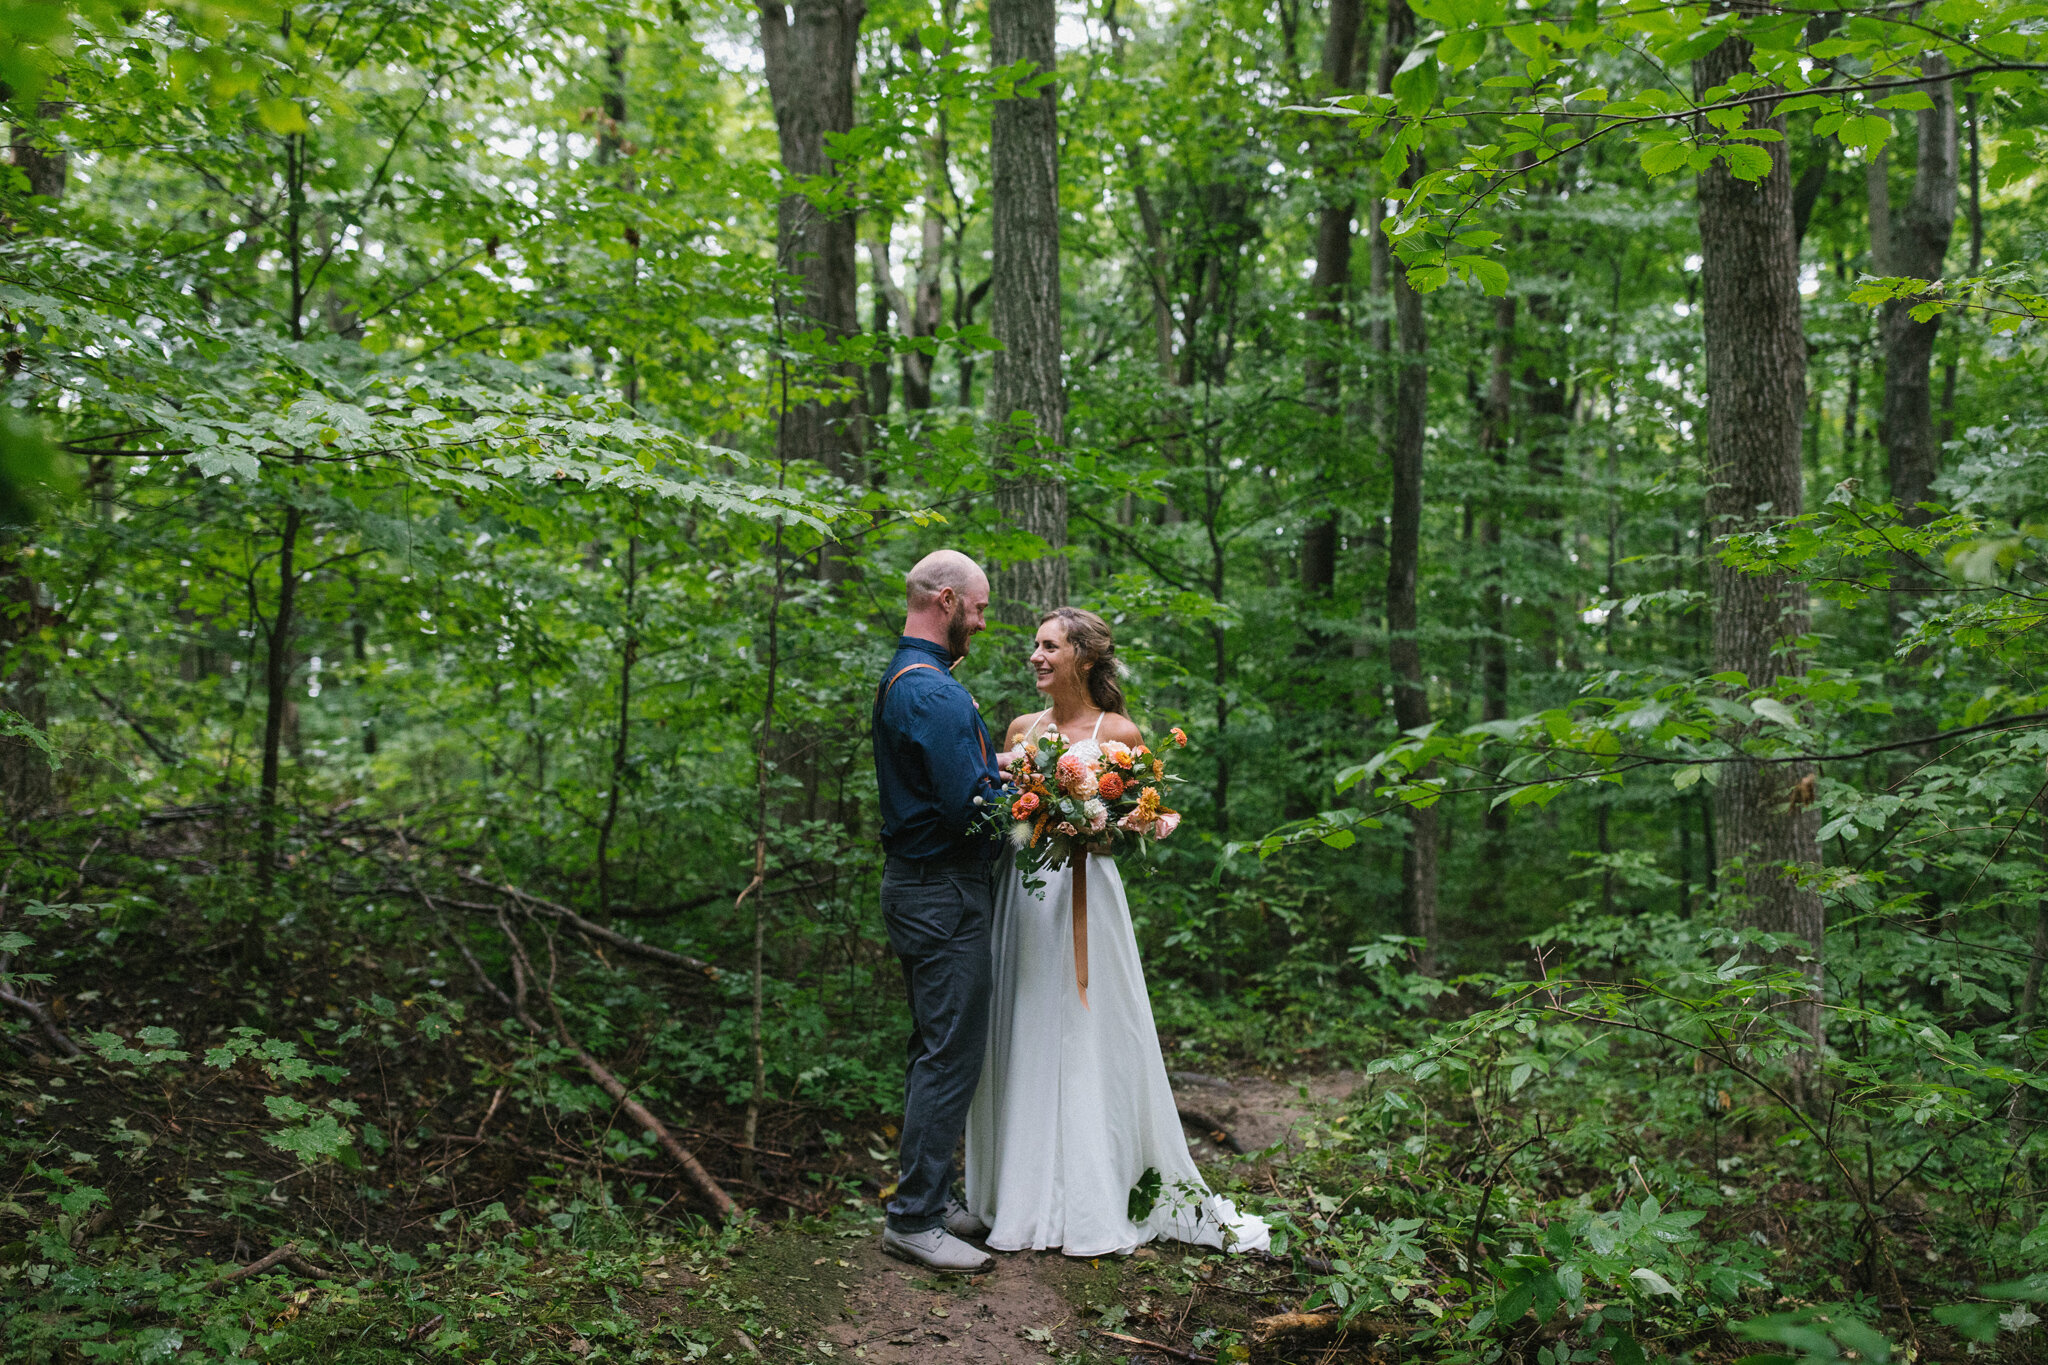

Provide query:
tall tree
left=1299, top=0, right=1365, bottom=595
left=1695, top=27, right=1825, bottom=1059
left=986, top=0, right=1067, bottom=621
left=1873, top=57, right=1958, bottom=535
left=0, top=106, right=63, bottom=818
left=1475, top=287, right=1516, bottom=872
left=1380, top=0, right=1438, bottom=974
left=759, top=0, right=867, bottom=506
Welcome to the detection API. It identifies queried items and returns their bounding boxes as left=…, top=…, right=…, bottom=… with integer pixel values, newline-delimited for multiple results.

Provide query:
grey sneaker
left=881, top=1225, right=994, bottom=1273
left=943, top=1197, right=991, bottom=1240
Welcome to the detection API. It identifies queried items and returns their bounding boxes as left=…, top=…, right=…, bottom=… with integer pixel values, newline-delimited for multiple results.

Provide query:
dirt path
left=635, top=1071, right=1363, bottom=1362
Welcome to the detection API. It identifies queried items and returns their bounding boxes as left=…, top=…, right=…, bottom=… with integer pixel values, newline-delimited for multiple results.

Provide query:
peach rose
left=1099, top=740, right=1134, bottom=767
left=1056, top=752, right=1099, bottom=799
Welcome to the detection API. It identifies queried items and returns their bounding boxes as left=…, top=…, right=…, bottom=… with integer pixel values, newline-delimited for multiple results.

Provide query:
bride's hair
left=1039, top=606, right=1127, bottom=716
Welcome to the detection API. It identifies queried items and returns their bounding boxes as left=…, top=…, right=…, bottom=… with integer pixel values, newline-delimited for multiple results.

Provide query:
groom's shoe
left=881, top=1225, right=994, bottom=1274
left=943, top=1198, right=991, bottom=1241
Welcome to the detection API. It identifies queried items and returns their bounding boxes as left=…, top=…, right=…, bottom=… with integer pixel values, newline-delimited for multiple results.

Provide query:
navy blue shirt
left=872, top=636, right=1005, bottom=862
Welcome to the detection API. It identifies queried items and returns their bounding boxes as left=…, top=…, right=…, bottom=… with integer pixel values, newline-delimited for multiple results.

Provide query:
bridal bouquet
left=994, top=727, right=1187, bottom=874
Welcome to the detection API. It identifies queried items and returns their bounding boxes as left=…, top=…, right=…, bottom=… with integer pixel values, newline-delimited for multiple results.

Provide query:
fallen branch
left=1176, top=1108, right=1244, bottom=1154
left=1097, top=1330, right=1215, bottom=1363
left=497, top=918, right=737, bottom=1222
left=214, top=1242, right=298, bottom=1285
left=284, top=1253, right=346, bottom=1280
left=451, top=873, right=721, bottom=978
left=0, top=955, right=80, bottom=1058
left=1250, top=1313, right=1340, bottom=1342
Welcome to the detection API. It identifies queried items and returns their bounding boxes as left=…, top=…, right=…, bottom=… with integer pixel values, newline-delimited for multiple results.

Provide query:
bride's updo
left=1040, top=606, right=1126, bottom=716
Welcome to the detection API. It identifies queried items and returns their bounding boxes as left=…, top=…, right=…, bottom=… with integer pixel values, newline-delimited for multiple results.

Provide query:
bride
left=963, top=606, right=1269, bottom=1257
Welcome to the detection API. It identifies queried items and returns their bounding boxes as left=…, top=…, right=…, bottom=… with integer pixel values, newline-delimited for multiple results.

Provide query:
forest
left=2, top=0, right=2047, bottom=1357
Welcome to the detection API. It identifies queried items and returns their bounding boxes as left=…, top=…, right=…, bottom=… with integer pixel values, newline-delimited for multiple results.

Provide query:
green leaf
left=1630, top=1267, right=1681, bottom=1297
left=256, top=98, right=311, bottom=134
left=1640, top=140, right=1692, bottom=175
left=1750, top=697, right=1799, bottom=728
left=1931, top=1303, right=2003, bottom=1344
left=1719, top=144, right=1775, bottom=181
left=1391, top=50, right=1440, bottom=117
left=1837, top=114, right=1894, bottom=148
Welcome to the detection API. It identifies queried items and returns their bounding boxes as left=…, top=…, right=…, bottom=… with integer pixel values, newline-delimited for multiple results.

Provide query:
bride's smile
left=1029, top=622, right=1080, bottom=700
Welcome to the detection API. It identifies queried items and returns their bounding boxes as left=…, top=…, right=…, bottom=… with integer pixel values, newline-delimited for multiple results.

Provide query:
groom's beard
left=945, top=602, right=971, bottom=660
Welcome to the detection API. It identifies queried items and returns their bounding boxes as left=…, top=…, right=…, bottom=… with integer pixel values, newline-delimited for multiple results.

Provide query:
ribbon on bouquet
left=1072, top=850, right=1090, bottom=1009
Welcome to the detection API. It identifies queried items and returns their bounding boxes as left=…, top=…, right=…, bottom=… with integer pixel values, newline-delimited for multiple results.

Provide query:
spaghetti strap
left=1022, top=707, right=1053, bottom=744
left=1089, top=710, right=1106, bottom=741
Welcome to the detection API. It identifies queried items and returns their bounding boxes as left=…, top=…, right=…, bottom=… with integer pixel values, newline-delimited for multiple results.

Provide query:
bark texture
left=1299, top=0, right=1364, bottom=593
left=987, top=0, right=1067, bottom=622
left=0, top=103, right=64, bottom=818
left=1386, top=159, right=1436, bottom=976
left=759, top=0, right=867, bottom=493
left=1479, top=291, right=1515, bottom=852
left=9, top=102, right=67, bottom=201
left=1696, top=31, right=1824, bottom=1055
left=1878, top=55, right=1957, bottom=528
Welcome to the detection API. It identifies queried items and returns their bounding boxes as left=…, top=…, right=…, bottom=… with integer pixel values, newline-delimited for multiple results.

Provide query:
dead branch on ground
left=495, top=913, right=737, bottom=1222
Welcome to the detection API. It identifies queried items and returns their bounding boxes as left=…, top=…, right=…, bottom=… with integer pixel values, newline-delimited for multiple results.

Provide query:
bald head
left=905, top=549, right=987, bottom=611
left=902, top=550, right=992, bottom=660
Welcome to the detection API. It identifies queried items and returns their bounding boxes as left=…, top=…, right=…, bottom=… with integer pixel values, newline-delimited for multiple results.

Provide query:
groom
left=872, top=550, right=1005, bottom=1273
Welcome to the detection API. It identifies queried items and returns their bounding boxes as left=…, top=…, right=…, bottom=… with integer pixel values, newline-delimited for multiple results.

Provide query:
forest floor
left=629, top=1071, right=1377, bottom=1365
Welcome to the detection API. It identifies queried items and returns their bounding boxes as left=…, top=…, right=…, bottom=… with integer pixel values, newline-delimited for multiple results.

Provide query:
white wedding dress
left=964, top=716, right=1270, bottom=1257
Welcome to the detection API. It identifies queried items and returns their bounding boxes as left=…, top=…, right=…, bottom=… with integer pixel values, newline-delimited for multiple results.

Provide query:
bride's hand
left=996, top=746, right=1025, bottom=773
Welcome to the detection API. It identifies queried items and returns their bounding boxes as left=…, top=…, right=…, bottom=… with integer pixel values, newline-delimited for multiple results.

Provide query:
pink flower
left=1117, top=809, right=1152, bottom=833
left=1152, top=809, right=1181, bottom=840
left=1056, top=821, right=1079, bottom=837
left=1056, top=752, right=1099, bottom=799
left=1083, top=798, right=1109, bottom=832
left=1099, top=741, right=1134, bottom=767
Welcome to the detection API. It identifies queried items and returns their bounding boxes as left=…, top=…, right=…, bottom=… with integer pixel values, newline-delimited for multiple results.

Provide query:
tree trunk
left=1479, top=291, right=1515, bottom=860
left=596, top=531, right=638, bottom=914
left=1299, top=0, right=1364, bottom=595
left=1696, top=29, right=1825, bottom=1062
left=10, top=101, right=67, bottom=201
left=0, top=106, right=63, bottom=818
left=758, top=0, right=867, bottom=514
left=1878, top=55, right=1956, bottom=537
left=987, top=0, right=1067, bottom=623
left=1386, top=161, right=1436, bottom=975
left=257, top=504, right=304, bottom=900
left=1302, top=0, right=1363, bottom=406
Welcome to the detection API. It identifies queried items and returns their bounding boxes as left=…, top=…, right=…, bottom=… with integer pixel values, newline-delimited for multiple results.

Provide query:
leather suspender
left=883, top=662, right=942, bottom=697
left=880, top=661, right=990, bottom=763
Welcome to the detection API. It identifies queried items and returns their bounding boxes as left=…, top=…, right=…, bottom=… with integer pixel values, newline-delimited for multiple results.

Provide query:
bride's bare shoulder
left=1003, top=711, right=1044, bottom=744
left=1101, top=712, right=1145, bottom=747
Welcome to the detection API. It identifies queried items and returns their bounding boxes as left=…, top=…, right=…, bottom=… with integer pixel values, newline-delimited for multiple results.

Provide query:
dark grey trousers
left=880, top=854, right=994, bottom=1234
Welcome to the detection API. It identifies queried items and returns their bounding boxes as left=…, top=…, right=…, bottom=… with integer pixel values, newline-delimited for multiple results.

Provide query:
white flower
left=1083, top=798, right=1109, bottom=832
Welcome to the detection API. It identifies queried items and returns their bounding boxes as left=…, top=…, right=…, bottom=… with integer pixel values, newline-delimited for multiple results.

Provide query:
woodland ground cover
left=3, top=0, right=2048, bottom=1358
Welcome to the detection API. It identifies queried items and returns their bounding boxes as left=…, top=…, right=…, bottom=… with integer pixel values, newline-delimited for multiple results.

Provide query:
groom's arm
left=907, top=685, right=1004, bottom=839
